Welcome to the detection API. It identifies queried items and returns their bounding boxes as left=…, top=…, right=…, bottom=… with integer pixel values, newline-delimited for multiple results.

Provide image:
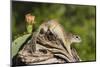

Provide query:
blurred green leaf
left=12, top=34, right=31, bottom=58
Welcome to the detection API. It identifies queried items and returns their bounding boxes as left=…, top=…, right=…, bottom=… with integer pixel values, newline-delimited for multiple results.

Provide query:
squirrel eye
left=76, top=36, right=79, bottom=38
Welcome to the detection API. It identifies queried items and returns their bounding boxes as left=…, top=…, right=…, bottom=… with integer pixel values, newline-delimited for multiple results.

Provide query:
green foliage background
left=12, top=1, right=96, bottom=61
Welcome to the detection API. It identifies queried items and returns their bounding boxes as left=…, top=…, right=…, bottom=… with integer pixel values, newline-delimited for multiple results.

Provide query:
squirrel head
left=70, top=34, right=81, bottom=43
left=66, top=33, right=81, bottom=44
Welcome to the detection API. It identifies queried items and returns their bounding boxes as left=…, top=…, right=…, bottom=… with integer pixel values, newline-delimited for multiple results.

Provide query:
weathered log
left=13, top=21, right=81, bottom=65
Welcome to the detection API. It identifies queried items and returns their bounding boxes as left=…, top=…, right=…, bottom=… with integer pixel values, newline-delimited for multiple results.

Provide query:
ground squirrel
left=37, top=20, right=81, bottom=57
